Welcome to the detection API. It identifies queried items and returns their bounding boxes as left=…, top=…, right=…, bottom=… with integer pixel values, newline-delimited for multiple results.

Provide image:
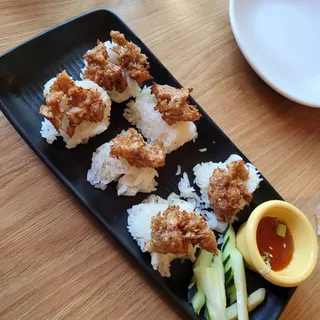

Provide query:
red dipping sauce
left=256, top=216, right=294, bottom=271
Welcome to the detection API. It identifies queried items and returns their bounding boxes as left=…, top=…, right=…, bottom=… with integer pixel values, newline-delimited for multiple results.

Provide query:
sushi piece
left=124, top=84, right=201, bottom=153
left=87, top=128, right=165, bottom=196
left=40, top=71, right=111, bottom=149
left=127, top=194, right=217, bottom=277
left=81, top=31, right=152, bottom=103
left=193, top=154, right=262, bottom=223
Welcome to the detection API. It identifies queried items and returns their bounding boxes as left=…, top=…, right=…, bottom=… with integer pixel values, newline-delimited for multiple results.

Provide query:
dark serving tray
left=0, top=9, right=295, bottom=320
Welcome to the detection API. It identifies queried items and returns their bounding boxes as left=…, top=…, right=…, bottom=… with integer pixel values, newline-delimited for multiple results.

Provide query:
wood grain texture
left=0, top=0, right=319, bottom=319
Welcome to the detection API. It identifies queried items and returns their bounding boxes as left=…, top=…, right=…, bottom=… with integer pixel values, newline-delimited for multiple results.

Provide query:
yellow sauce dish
left=236, top=200, right=318, bottom=287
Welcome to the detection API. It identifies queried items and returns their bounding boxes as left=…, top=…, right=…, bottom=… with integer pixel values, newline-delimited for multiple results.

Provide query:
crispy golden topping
left=50, top=71, right=75, bottom=93
left=147, top=205, right=218, bottom=255
left=83, top=41, right=127, bottom=92
left=40, top=71, right=106, bottom=137
left=208, top=161, right=252, bottom=222
left=110, top=31, right=152, bottom=85
left=40, top=90, right=64, bottom=131
left=151, top=83, right=201, bottom=125
left=110, top=128, right=165, bottom=168
left=64, top=86, right=106, bottom=136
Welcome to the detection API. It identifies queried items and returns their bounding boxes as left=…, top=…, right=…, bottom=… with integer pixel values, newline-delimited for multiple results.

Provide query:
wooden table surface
left=1, top=0, right=319, bottom=319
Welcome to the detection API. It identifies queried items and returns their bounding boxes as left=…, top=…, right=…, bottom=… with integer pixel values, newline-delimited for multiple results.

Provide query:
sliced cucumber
left=225, top=288, right=266, bottom=320
left=223, top=224, right=236, bottom=246
left=204, top=304, right=209, bottom=320
left=191, top=284, right=206, bottom=315
left=227, top=285, right=237, bottom=306
left=231, top=248, right=249, bottom=320
left=190, top=274, right=196, bottom=285
left=189, top=249, right=215, bottom=314
left=222, top=224, right=237, bottom=304
left=247, top=288, right=266, bottom=312
left=211, top=251, right=226, bottom=308
left=225, top=303, right=238, bottom=320
left=194, top=266, right=228, bottom=320
left=194, top=249, right=215, bottom=269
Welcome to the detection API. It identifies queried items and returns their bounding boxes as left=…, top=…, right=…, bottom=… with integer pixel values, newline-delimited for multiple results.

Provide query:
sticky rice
left=124, top=86, right=198, bottom=153
left=127, top=194, right=198, bottom=277
left=40, top=78, right=111, bottom=149
left=87, top=142, right=158, bottom=196
left=176, top=172, right=227, bottom=233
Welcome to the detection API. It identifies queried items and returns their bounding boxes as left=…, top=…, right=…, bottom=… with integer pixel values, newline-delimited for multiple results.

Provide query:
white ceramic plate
left=229, top=0, right=320, bottom=108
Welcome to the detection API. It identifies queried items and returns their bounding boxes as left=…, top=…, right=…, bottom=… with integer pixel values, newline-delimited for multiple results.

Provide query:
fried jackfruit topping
left=110, top=31, right=152, bottom=85
left=151, top=83, right=201, bottom=125
left=147, top=205, right=218, bottom=255
left=110, top=128, right=166, bottom=168
left=83, top=40, right=128, bottom=92
left=40, top=71, right=105, bottom=137
left=208, top=160, right=252, bottom=222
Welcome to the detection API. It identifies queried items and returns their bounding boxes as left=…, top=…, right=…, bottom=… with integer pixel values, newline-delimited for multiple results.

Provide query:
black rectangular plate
left=0, top=9, right=295, bottom=320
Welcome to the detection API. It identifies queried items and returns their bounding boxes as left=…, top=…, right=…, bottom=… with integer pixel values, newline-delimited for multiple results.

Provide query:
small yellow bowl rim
left=246, top=200, right=318, bottom=287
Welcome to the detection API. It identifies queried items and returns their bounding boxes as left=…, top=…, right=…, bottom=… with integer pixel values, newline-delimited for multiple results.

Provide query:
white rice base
left=175, top=165, right=181, bottom=176
left=80, top=41, right=140, bottom=103
left=127, top=194, right=198, bottom=277
left=104, top=41, right=119, bottom=64
left=124, top=86, right=198, bottom=154
left=87, top=142, right=158, bottom=196
left=177, top=172, right=227, bottom=233
left=40, top=78, right=111, bottom=149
